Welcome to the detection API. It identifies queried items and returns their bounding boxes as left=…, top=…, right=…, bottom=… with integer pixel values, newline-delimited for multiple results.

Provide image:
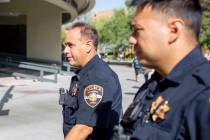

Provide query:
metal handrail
left=0, top=57, right=59, bottom=83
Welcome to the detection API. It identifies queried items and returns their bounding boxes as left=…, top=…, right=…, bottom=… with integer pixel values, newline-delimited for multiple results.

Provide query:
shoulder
left=185, top=61, right=210, bottom=118
left=186, top=61, right=210, bottom=110
left=87, top=59, right=120, bottom=85
left=185, top=87, right=210, bottom=122
left=95, top=59, right=118, bottom=78
left=192, top=61, right=210, bottom=87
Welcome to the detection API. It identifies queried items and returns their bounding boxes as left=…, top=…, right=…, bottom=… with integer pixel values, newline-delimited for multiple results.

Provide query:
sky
left=92, top=0, right=126, bottom=12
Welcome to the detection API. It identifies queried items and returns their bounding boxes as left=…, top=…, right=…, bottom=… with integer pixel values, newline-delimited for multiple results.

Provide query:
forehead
left=132, top=6, right=161, bottom=26
left=66, top=27, right=81, bottom=41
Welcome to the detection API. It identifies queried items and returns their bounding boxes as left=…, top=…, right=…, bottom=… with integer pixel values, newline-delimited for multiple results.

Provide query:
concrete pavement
left=0, top=65, right=145, bottom=140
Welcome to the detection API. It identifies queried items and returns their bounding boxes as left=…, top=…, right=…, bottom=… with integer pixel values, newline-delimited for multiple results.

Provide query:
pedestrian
left=114, top=0, right=210, bottom=139
left=118, top=51, right=124, bottom=61
left=132, top=57, right=141, bottom=81
left=61, top=22, right=122, bottom=140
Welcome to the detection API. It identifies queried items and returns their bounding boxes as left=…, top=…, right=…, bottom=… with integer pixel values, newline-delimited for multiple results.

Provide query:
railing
left=61, top=61, right=78, bottom=74
left=0, top=57, right=59, bottom=83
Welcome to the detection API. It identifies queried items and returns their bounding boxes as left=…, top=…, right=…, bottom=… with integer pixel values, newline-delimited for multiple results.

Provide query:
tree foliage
left=200, top=0, right=210, bottom=49
left=200, top=11, right=210, bottom=49
left=93, top=8, right=134, bottom=57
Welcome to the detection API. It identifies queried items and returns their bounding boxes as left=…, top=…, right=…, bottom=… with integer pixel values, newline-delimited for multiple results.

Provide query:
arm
left=65, top=124, right=93, bottom=140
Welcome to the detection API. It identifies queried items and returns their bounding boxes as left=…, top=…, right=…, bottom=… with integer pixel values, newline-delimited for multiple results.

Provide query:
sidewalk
left=0, top=65, right=145, bottom=140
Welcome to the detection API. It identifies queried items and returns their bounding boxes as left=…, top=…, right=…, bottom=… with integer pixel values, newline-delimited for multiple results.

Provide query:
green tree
left=200, top=0, right=210, bottom=49
left=200, top=11, right=210, bottom=49
left=93, top=8, right=134, bottom=58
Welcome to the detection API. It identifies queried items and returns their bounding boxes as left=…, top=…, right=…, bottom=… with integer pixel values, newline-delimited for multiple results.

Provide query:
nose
left=129, top=35, right=137, bottom=47
left=63, top=46, right=69, bottom=54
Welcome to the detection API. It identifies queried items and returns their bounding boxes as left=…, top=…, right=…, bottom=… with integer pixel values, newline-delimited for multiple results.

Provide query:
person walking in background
left=61, top=22, right=122, bottom=140
left=132, top=57, right=141, bottom=81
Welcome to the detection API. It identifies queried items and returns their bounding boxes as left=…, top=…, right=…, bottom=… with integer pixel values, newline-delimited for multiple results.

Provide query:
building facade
left=0, top=0, right=95, bottom=64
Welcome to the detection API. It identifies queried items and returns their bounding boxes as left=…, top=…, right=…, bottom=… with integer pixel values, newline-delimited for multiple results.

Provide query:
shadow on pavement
left=132, top=86, right=140, bottom=89
left=124, top=92, right=136, bottom=95
left=0, top=85, right=14, bottom=116
left=126, top=78, right=137, bottom=82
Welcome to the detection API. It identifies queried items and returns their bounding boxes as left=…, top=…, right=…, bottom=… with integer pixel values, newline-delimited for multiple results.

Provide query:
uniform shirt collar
left=162, top=45, right=206, bottom=84
left=77, top=55, right=99, bottom=79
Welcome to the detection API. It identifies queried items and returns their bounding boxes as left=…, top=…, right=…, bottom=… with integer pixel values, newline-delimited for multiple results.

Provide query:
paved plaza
left=0, top=65, right=145, bottom=140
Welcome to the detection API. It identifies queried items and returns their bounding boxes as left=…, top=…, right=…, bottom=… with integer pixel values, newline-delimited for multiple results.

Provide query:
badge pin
left=71, top=83, right=78, bottom=96
left=150, top=96, right=170, bottom=122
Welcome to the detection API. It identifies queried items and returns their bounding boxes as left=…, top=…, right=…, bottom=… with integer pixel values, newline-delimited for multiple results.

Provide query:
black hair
left=132, top=0, right=202, bottom=38
left=70, top=22, right=99, bottom=48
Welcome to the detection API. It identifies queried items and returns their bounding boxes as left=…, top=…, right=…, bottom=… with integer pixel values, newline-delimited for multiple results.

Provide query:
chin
left=69, top=62, right=76, bottom=66
left=68, top=60, right=74, bottom=65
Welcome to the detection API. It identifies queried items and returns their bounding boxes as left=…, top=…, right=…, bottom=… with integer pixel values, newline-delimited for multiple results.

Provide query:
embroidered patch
left=150, top=96, right=170, bottom=122
left=84, top=85, right=103, bottom=108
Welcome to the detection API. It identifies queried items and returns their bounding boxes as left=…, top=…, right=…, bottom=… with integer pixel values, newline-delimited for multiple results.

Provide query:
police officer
left=61, top=22, right=122, bottom=140
left=115, top=0, right=210, bottom=139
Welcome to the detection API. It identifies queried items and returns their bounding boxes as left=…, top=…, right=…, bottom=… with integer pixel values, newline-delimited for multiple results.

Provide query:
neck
left=156, top=40, right=198, bottom=77
left=81, top=53, right=97, bottom=68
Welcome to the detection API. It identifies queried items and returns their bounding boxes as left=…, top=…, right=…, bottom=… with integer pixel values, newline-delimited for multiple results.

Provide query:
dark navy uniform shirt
left=63, top=55, right=122, bottom=140
left=127, top=46, right=210, bottom=140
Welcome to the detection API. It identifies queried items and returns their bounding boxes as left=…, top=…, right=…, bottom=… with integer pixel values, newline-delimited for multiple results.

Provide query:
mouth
left=66, top=56, right=73, bottom=61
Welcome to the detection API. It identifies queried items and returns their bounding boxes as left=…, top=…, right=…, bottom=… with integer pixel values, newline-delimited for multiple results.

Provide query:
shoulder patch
left=84, top=85, right=103, bottom=108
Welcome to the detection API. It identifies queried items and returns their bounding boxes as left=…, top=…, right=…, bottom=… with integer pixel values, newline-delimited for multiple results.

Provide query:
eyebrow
left=65, top=42, right=73, bottom=46
left=130, top=22, right=143, bottom=30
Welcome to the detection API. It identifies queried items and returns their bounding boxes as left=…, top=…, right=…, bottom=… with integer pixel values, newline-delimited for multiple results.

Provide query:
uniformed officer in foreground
left=113, top=0, right=210, bottom=139
left=61, top=22, right=122, bottom=140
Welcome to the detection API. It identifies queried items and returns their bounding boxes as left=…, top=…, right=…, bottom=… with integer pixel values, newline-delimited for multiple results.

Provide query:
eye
left=133, top=28, right=142, bottom=37
left=65, top=42, right=73, bottom=48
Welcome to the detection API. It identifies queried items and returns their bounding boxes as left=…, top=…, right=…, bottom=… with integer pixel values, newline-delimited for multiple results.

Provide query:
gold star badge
left=71, top=83, right=78, bottom=96
left=150, top=96, right=170, bottom=122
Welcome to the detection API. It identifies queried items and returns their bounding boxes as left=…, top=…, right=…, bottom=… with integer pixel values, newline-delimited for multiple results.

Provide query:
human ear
left=168, top=18, right=185, bottom=44
left=84, top=40, right=93, bottom=53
